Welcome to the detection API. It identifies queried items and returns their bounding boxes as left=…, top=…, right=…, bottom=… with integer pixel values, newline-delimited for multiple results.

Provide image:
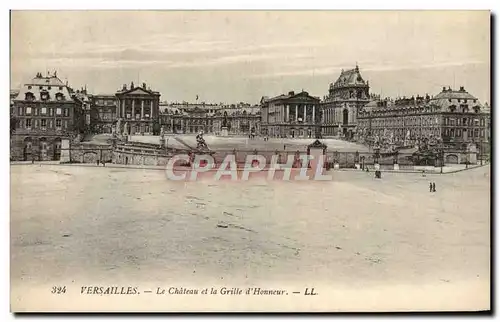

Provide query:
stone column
left=117, top=99, right=121, bottom=119
left=141, top=100, right=145, bottom=119
left=286, top=105, right=290, bottom=122
left=295, top=105, right=298, bottom=122
left=312, top=105, right=316, bottom=124
left=303, top=105, right=307, bottom=122
left=132, top=99, right=135, bottom=120
left=171, top=118, right=174, bottom=132
left=150, top=100, right=154, bottom=119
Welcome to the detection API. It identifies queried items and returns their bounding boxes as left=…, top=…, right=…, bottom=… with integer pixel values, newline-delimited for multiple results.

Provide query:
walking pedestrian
left=432, top=182, right=436, bottom=192
left=429, top=182, right=433, bottom=192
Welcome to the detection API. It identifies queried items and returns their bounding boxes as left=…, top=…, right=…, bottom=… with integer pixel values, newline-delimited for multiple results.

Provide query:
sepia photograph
left=9, top=10, right=491, bottom=312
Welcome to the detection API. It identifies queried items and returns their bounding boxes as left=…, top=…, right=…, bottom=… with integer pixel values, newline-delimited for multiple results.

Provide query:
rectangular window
left=64, top=121, right=68, bottom=128
left=41, top=119, right=47, bottom=127
left=481, top=130, right=485, bottom=137
left=18, top=107, right=23, bottom=116
left=49, top=120, right=53, bottom=128
left=56, top=108, right=62, bottom=115
left=64, top=109, right=69, bottom=117
left=26, top=119, right=32, bottom=128
left=49, top=108, right=53, bottom=116
left=26, top=107, right=32, bottom=115
left=457, top=129, right=461, bottom=137
left=41, top=107, right=47, bottom=115
left=56, top=119, right=62, bottom=128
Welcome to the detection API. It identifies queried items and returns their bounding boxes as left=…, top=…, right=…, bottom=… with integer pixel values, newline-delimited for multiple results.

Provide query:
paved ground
left=126, top=134, right=370, bottom=152
left=10, top=164, right=490, bottom=311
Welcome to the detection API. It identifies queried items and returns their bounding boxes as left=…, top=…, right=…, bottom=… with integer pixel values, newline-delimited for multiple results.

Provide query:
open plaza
left=10, top=162, right=490, bottom=311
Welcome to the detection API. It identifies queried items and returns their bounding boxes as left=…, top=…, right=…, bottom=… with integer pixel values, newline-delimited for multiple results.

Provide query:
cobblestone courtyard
left=10, top=164, right=490, bottom=311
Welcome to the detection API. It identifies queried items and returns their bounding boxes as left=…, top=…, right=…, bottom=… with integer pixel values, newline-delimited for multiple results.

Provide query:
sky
left=10, top=11, right=490, bottom=104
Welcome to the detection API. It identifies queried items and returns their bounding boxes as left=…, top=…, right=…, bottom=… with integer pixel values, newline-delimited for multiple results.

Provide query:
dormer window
left=59, top=86, right=63, bottom=90
left=449, top=105, right=456, bottom=113
left=55, top=93, right=65, bottom=101
left=48, top=86, right=52, bottom=90
left=39, top=86, right=43, bottom=90
left=28, top=85, right=32, bottom=90
left=40, top=92, right=50, bottom=101
left=448, top=99, right=452, bottom=102
left=25, top=92, right=35, bottom=101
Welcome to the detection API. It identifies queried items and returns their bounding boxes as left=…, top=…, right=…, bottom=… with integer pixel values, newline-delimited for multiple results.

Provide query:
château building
left=321, top=65, right=371, bottom=138
left=357, top=86, right=490, bottom=149
left=90, top=93, right=118, bottom=134
left=115, top=82, right=161, bottom=135
left=259, top=90, right=321, bottom=138
left=159, top=102, right=260, bottom=135
left=10, top=72, right=84, bottom=161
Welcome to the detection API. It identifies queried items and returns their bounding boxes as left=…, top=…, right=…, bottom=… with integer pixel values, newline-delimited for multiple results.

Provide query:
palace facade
left=259, top=91, right=321, bottom=138
left=321, top=65, right=371, bottom=138
left=159, top=102, right=260, bottom=135
left=115, top=82, right=161, bottom=135
left=357, top=86, right=490, bottom=148
left=90, top=93, right=118, bottom=134
left=10, top=72, right=84, bottom=161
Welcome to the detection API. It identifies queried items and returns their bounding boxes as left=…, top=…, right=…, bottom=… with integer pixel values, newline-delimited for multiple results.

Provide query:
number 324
left=51, top=286, right=67, bottom=294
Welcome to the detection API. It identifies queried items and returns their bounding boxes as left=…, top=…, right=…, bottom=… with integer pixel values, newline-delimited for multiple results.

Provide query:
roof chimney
left=288, top=91, right=295, bottom=96
left=442, top=86, right=446, bottom=92
left=142, top=82, right=146, bottom=89
left=459, top=86, right=465, bottom=92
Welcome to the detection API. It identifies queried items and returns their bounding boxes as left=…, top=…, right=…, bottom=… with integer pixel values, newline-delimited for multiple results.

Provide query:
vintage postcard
left=10, top=10, right=491, bottom=312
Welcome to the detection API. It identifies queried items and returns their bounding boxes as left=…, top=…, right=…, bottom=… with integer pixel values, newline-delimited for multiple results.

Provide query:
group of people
left=429, top=182, right=437, bottom=193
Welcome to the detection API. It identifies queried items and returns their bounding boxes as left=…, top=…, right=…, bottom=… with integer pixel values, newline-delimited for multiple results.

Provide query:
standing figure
left=432, top=182, right=436, bottom=192
left=429, top=182, right=433, bottom=192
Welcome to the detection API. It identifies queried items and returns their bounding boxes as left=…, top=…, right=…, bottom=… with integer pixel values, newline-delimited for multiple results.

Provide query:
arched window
left=343, top=109, right=349, bottom=125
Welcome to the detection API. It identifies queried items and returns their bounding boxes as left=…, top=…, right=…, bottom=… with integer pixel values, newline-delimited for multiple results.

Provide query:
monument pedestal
left=221, top=127, right=229, bottom=137
left=393, top=163, right=400, bottom=171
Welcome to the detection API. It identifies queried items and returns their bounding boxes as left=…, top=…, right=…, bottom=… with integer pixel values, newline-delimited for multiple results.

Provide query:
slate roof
left=13, top=73, right=74, bottom=103
left=333, top=66, right=367, bottom=88
left=431, top=87, right=482, bottom=110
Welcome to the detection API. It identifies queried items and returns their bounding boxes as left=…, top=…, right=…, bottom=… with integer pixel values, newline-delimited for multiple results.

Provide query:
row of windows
left=18, top=107, right=70, bottom=117
left=448, top=98, right=477, bottom=104
left=95, top=99, right=117, bottom=106
left=20, top=119, right=68, bottom=129
left=372, top=128, right=441, bottom=137
left=444, top=117, right=483, bottom=126
left=122, top=113, right=152, bottom=119
left=369, top=117, right=440, bottom=127
left=444, top=128, right=485, bottom=138
left=24, top=92, right=66, bottom=101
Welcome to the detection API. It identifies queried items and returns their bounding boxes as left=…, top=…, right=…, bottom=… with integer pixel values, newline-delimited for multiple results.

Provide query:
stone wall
left=62, top=143, right=113, bottom=164
left=112, top=143, right=172, bottom=166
